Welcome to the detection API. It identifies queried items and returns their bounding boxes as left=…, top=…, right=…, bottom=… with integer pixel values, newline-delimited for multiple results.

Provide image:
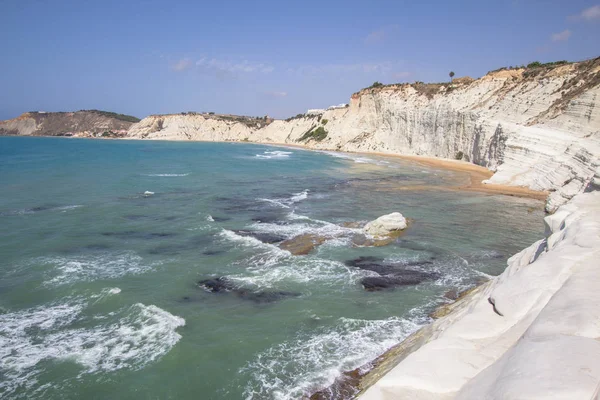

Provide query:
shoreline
left=1, top=135, right=549, bottom=202
left=264, top=143, right=549, bottom=201
left=352, top=191, right=600, bottom=399
left=308, top=284, right=489, bottom=400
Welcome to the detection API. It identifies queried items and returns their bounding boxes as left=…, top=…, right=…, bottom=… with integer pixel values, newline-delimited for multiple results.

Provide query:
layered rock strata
left=127, top=58, right=600, bottom=212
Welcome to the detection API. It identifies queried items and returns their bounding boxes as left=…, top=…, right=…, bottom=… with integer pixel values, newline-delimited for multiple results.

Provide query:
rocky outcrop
left=359, top=191, right=600, bottom=399
left=279, top=233, right=327, bottom=255
left=0, top=110, right=139, bottom=137
left=127, top=58, right=600, bottom=212
left=363, top=213, right=407, bottom=237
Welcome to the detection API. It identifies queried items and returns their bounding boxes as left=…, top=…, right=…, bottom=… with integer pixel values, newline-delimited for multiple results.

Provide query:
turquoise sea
left=0, top=137, right=545, bottom=399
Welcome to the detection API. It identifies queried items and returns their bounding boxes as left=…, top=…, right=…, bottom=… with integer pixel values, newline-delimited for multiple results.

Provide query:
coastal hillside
left=0, top=110, right=140, bottom=138
left=127, top=57, right=600, bottom=212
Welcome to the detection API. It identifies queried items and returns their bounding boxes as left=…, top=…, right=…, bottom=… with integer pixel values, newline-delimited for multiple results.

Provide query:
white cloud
left=364, top=29, right=386, bottom=44
left=171, top=58, right=192, bottom=72
left=581, top=4, right=600, bottom=20
left=265, top=91, right=287, bottom=98
left=569, top=4, right=600, bottom=21
left=195, top=57, right=274, bottom=75
left=363, top=25, right=399, bottom=45
left=551, top=29, right=572, bottom=42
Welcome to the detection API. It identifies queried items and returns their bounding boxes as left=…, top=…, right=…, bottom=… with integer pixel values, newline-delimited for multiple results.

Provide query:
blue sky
left=1, top=0, right=599, bottom=120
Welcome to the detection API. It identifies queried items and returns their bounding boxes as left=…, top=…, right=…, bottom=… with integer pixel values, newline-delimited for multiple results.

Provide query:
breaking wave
left=35, top=251, right=157, bottom=287
left=0, top=294, right=184, bottom=398
left=241, top=315, right=424, bottom=400
left=258, top=189, right=309, bottom=209
left=255, top=150, right=293, bottom=159
left=143, top=173, right=190, bottom=177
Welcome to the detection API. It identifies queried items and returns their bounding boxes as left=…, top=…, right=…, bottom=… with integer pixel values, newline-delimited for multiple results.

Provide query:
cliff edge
left=127, top=57, right=600, bottom=212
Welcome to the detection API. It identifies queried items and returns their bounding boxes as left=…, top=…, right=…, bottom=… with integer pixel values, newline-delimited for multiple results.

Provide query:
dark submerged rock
left=360, top=270, right=437, bottom=291
left=102, top=231, right=177, bottom=239
left=234, top=230, right=288, bottom=244
left=346, top=256, right=439, bottom=291
left=197, top=277, right=300, bottom=303
left=198, top=277, right=233, bottom=293
left=203, top=249, right=225, bottom=256
left=251, top=213, right=288, bottom=224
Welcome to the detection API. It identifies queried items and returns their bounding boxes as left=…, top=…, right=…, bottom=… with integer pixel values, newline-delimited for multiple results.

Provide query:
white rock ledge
left=364, top=212, right=408, bottom=237
left=360, top=191, right=600, bottom=400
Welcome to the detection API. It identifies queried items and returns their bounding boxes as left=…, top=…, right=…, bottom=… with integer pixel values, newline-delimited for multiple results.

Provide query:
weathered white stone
left=363, top=212, right=407, bottom=237
left=359, top=192, right=600, bottom=400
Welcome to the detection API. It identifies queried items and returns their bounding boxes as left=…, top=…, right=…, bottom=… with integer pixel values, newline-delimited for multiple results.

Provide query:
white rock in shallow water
left=364, top=212, right=407, bottom=236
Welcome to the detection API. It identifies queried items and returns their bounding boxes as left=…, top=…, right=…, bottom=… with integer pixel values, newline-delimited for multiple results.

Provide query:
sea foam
left=241, top=315, right=423, bottom=400
left=258, top=189, right=309, bottom=208
left=255, top=150, right=293, bottom=159
left=144, top=173, right=190, bottom=177
left=36, top=251, right=156, bottom=287
left=0, top=296, right=184, bottom=397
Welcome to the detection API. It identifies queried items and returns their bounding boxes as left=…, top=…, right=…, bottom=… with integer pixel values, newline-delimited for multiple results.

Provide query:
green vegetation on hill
left=488, top=60, right=570, bottom=74
left=285, top=113, right=307, bottom=122
left=356, top=58, right=589, bottom=96
left=298, top=126, right=328, bottom=142
left=79, top=110, right=141, bottom=123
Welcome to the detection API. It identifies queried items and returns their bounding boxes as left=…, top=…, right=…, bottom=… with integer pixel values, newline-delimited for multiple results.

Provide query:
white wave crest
left=241, top=316, right=422, bottom=400
left=255, top=150, right=293, bottom=159
left=258, top=189, right=309, bottom=209
left=219, top=229, right=290, bottom=267
left=228, top=258, right=366, bottom=289
left=36, top=251, right=156, bottom=287
left=0, top=297, right=184, bottom=397
left=144, top=173, right=190, bottom=177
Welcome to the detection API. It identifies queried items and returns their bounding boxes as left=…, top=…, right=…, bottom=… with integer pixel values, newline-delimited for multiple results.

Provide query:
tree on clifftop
left=449, top=71, right=455, bottom=82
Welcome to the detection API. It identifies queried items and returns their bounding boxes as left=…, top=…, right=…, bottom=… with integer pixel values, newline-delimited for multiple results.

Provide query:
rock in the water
left=197, top=277, right=300, bottom=303
left=360, top=270, right=437, bottom=291
left=198, top=277, right=234, bottom=293
left=234, top=230, right=287, bottom=244
left=351, top=233, right=395, bottom=247
left=345, top=256, right=438, bottom=291
left=364, top=212, right=407, bottom=237
left=279, top=233, right=327, bottom=255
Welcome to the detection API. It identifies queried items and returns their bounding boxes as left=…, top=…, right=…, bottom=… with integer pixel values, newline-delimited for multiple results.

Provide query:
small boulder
left=279, top=233, right=327, bottom=255
left=363, top=212, right=407, bottom=237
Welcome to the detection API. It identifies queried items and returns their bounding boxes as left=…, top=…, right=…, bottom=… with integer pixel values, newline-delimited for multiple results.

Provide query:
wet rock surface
left=234, top=230, right=288, bottom=244
left=351, top=234, right=395, bottom=247
left=197, top=277, right=300, bottom=303
left=345, top=256, right=438, bottom=291
left=279, top=233, right=327, bottom=255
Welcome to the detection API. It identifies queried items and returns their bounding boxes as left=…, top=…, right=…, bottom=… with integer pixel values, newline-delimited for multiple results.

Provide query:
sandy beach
left=264, top=142, right=549, bottom=201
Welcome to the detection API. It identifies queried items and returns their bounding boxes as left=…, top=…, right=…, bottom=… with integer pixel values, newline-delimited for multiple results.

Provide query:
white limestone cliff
left=127, top=58, right=600, bottom=213
left=359, top=190, right=600, bottom=400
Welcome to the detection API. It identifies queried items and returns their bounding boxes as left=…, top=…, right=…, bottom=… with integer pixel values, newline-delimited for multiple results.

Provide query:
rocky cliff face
left=359, top=190, right=600, bottom=400
left=128, top=58, right=600, bottom=211
left=0, top=110, right=139, bottom=137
